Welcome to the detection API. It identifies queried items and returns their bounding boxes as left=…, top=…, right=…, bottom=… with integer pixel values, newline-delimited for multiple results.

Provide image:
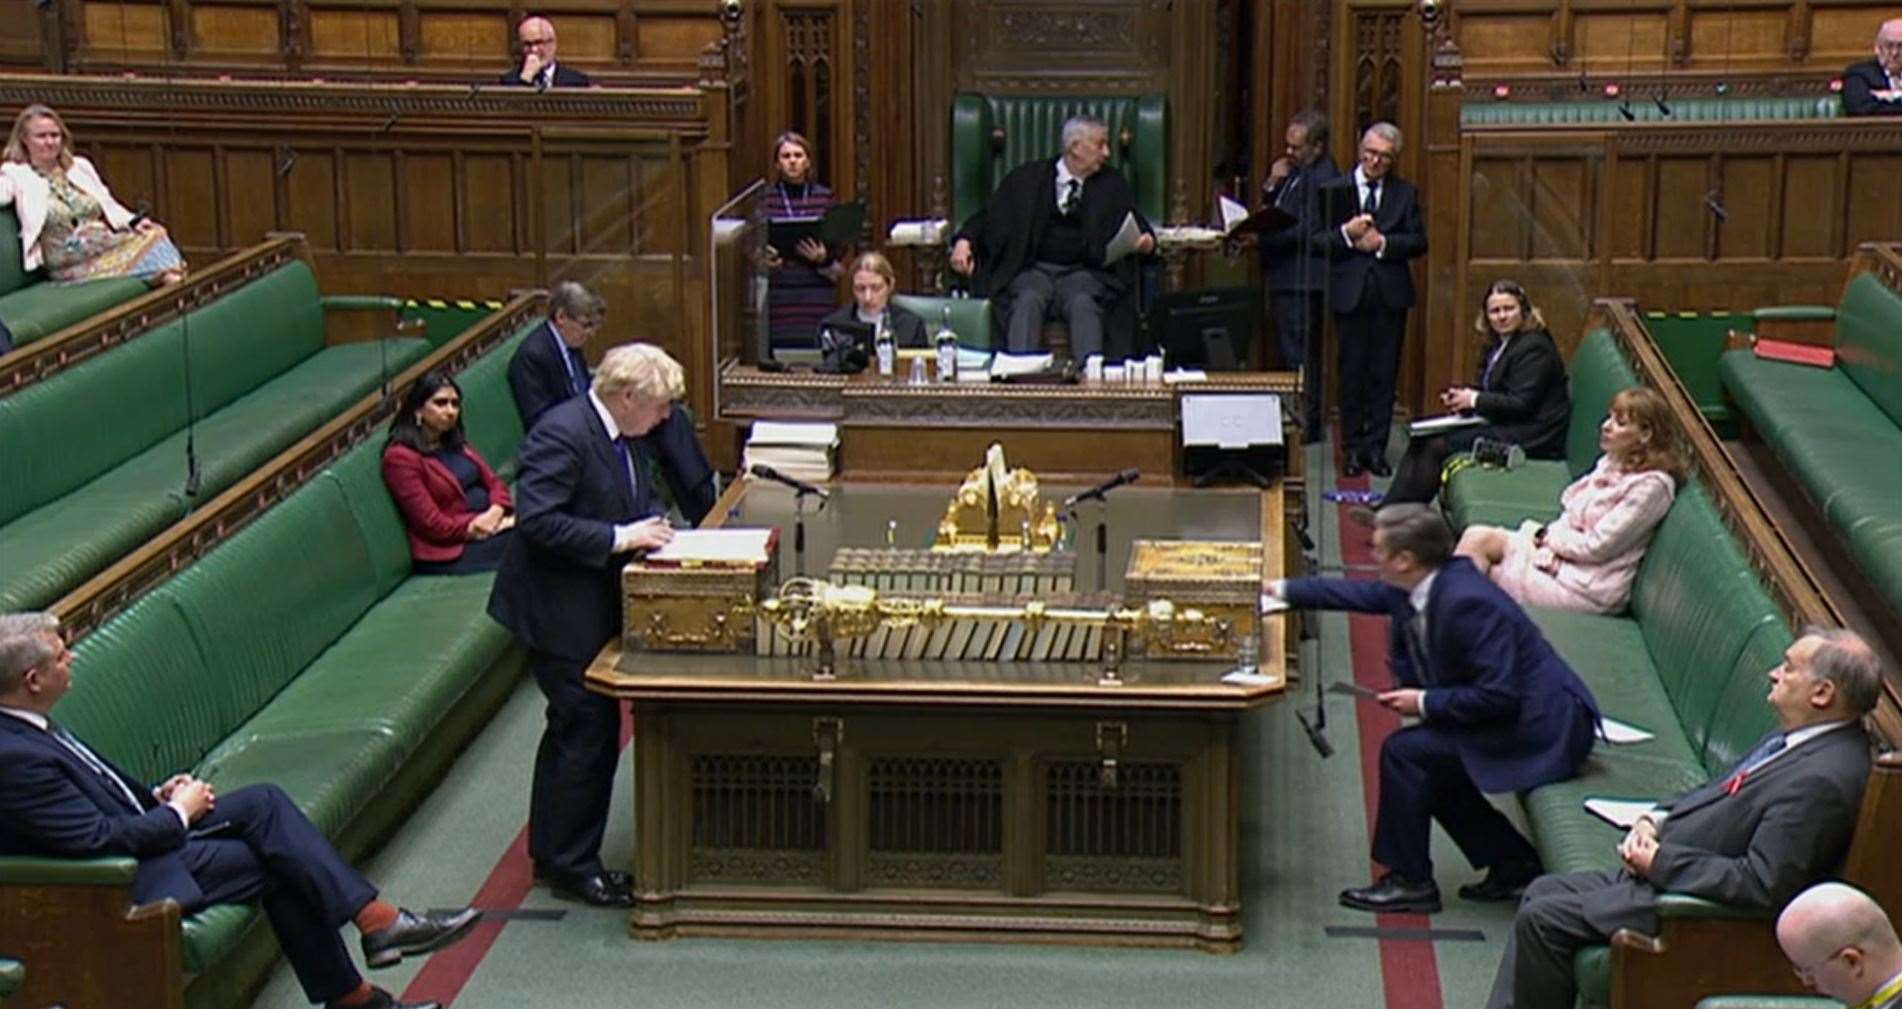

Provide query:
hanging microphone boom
left=749, top=464, right=829, bottom=500
left=1062, top=469, right=1141, bottom=509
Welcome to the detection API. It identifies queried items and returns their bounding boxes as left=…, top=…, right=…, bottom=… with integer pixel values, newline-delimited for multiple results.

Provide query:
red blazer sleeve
left=382, top=444, right=474, bottom=546
left=466, top=446, right=511, bottom=511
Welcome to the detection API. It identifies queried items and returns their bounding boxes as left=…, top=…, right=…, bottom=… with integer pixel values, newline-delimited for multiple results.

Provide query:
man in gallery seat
left=501, top=15, right=591, bottom=90
left=508, top=281, right=717, bottom=525
left=948, top=114, right=1156, bottom=360
left=1313, top=121, right=1426, bottom=478
left=488, top=343, right=681, bottom=908
left=1843, top=18, right=1902, bottom=116
left=0, top=613, right=478, bottom=1009
left=1484, top=627, right=1882, bottom=1009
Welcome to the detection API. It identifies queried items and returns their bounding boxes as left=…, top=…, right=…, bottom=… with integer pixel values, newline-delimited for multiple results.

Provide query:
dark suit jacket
left=0, top=316, right=13, bottom=354
left=497, top=62, right=592, bottom=88
left=1843, top=59, right=1902, bottom=116
left=1472, top=328, right=1571, bottom=458
left=817, top=303, right=928, bottom=349
left=1311, top=172, right=1427, bottom=312
left=1284, top=559, right=1600, bottom=794
left=1260, top=156, right=1342, bottom=293
left=486, top=395, right=658, bottom=662
left=954, top=157, right=1153, bottom=354
left=508, top=322, right=590, bottom=430
left=0, top=713, right=198, bottom=908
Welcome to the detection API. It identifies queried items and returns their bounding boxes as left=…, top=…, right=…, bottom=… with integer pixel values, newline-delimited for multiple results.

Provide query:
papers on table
left=1183, top=393, right=1284, bottom=448
left=1221, top=669, right=1278, bottom=686
left=1103, top=211, right=1147, bottom=266
left=887, top=218, right=949, bottom=246
left=1598, top=716, right=1656, bottom=745
left=645, top=528, right=775, bottom=566
left=1408, top=412, right=1487, bottom=437
left=1163, top=369, right=1210, bottom=384
left=743, top=421, right=838, bottom=482
left=987, top=351, right=1055, bottom=378
left=1583, top=797, right=1660, bottom=830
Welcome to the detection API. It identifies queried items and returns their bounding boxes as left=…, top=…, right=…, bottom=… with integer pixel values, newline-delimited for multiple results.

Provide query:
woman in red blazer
left=381, top=370, right=514, bottom=574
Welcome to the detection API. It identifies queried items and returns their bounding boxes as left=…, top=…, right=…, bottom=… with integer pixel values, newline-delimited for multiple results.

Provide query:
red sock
left=353, top=899, right=399, bottom=935
left=331, top=981, right=376, bottom=1007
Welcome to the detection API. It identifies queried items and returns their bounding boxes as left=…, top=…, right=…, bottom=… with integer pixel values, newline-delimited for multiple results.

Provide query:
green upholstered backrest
left=1643, top=311, right=1747, bottom=426
left=1834, top=272, right=1902, bottom=430
left=326, top=443, right=412, bottom=601
left=1697, top=621, right=1789, bottom=772
left=950, top=92, right=1167, bottom=230
left=1461, top=96, right=1842, bottom=127
left=0, top=322, right=190, bottom=525
left=166, top=476, right=381, bottom=724
left=458, top=324, right=533, bottom=467
left=1564, top=328, right=1640, bottom=476
left=59, top=590, right=224, bottom=783
left=185, top=261, right=327, bottom=416
left=0, top=206, right=34, bottom=296
left=1628, top=482, right=1788, bottom=773
left=890, top=294, right=995, bottom=350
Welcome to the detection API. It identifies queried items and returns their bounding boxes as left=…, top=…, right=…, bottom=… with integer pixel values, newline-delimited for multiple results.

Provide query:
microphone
left=1704, top=189, right=1729, bottom=224
left=1062, top=468, right=1141, bottom=509
left=749, top=464, right=829, bottom=500
left=1297, top=707, right=1334, bottom=759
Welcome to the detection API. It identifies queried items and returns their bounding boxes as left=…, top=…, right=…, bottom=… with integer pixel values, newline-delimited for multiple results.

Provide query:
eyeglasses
left=1360, top=148, right=1396, bottom=163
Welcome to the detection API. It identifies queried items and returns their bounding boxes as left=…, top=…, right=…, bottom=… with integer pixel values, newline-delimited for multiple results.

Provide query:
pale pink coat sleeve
left=1544, top=470, right=1676, bottom=563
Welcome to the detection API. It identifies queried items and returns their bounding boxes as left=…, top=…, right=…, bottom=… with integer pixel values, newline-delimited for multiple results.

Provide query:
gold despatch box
left=622, top=532, right=781, bottom=654
left=1121, top=539, right=1263, bottom=660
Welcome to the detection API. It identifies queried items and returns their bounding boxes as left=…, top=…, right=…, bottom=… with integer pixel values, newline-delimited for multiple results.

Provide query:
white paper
left=1163, top=369, right=1209, bottom=384
left=1103, top=211, right=1146, bottom=266
left=886, top=218, right=949, bottom=246
left=1259, top=594, right=1291, bottom=615
left=1583, top=797, right=1660, bottom=830
left=1221, top=670, right=1278, bottom=686
left=1599, top=717, right=1656, bottom=745
left=1408, top=413, right=1487, bottom=436
left=957, top=346, right=994, bottom=371
left=1218, top=195, right=1249, bottom=234
left=988, top=352, right=1054, bottom=377
left=646, top=528, right=775, bottom=565
left=747, top=420, right=838, bottom=447
left=1182, top=394, right=1284, bottom=449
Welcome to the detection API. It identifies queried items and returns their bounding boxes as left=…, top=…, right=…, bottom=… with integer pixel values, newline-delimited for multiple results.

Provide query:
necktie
left=49, top=723, right=145, bottom=812
left=1275, top=173, right=1298, bottom=208
left=1362, top=181, right=1380, bottom=215
left=1061, top=178, right=1081, bottom=215
left=568, top=348, right=591, bottom=396
left=1404, top=611, right=1434, bottom=686
left=1722, top=733, right=1787, bottom=795
left=614, top=437, right=640, bottom=506
left=1481, top=341, right=1506, bottom=389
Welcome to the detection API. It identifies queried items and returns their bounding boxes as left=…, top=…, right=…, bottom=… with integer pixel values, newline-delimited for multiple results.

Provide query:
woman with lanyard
left=763, top=131, right=843, bottom=351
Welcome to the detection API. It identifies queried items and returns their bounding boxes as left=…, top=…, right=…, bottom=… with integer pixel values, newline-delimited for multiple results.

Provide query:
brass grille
left=867, top=757, right=1004, bottom=854
left=690, top=755, right=826, bottom=850
left=1045, top=761, right=1182, bottom=858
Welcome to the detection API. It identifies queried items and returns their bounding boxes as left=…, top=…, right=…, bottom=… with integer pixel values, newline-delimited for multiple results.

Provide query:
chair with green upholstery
left=891, top=293, right=994, bottom=349
left=0, top=207, right=149, bottom=350
left=949, top=92, right=1167, bottom=230
left=1461, top=95, right=1842, bottom=127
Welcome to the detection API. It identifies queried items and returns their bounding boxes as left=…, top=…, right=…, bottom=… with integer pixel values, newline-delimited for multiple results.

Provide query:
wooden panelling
left=1652, top=157, right=1710, bottom=260
left=82, top=3, right=169, bottom=58
left=0, top=0, right=46, bottom=66
left=1780, top=156, right=1839, bottom=259
left=413, top=15, right=492, bottom=63
left=1575, top=11, right=1671, bottom=70
left=1530, top=157, right=1594, bottom=260
left=1456, top=12, right=1554, bottom=73
left=309, top=10, right=404, bottom=61
left=1845, top=156, right=1902, bottom=248
left=638, top=17, right=723, bottom=61
left=190, top=4, right=280, bottom=57
left=1715, top=156, right=1774, bottom=260
left=1686, top=9, right=1787, bottom=63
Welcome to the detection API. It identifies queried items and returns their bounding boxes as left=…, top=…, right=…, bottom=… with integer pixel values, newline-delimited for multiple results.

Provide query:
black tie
left=1061, top=178, right=1081, bottom=216
left=1362, top=182, right=1380, bottom=215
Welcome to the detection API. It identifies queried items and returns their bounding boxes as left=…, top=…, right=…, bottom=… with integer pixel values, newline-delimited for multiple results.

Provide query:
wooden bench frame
left=0, top=290, right=545, bottom=1009
left=1590, top=295, right=1902, bottom=1009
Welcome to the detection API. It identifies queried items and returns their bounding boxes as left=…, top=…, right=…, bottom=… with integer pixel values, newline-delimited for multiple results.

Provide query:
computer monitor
left=1149, top=287, right=1257, bottom=371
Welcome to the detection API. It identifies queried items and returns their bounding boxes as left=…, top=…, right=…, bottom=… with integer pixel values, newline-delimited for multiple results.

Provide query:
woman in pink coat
left=1454, top=386, right=1685, bottom=614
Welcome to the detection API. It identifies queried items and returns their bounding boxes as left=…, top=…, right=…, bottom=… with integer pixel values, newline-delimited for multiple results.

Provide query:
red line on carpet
left=399, top=703, right=636, bottom=1005
left=1335, top=463, right=1448, bottom=1009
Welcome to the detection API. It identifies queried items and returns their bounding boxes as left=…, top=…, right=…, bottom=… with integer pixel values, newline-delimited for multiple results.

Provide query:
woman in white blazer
left=1, top=104, right=185, bottom=285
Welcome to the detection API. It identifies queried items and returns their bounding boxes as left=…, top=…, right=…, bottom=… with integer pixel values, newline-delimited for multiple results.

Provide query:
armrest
left=1132, top=93, right=1168, bottom=224
left=1654, top=893, right=1774, bottom=922
left=320, top=294, right=405, bottom=312
left=0, top=854, right=138, bottom=886
left=950, top=92, right=993, bottom=232
left=1751, top=306, right=1834, bottom=323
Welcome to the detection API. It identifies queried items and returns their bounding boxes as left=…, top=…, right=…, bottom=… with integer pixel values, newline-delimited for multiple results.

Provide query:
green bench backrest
left=1835, top=272, right=1902, bottom=430
left=0, top=207, right=36, bottom=296
left=951, top=92, right=1167, bottom=228
left=61, top=590, right=224, bottom=782
left=1461, top=96, right=1842, bottom=127
left=185, top=262, right=327, bottom=416
left=1564, top=328, right=1640, bottom=476
left=890, top=295, right=995, bottom=350
left=1629, top=481, right=1788, bottom=773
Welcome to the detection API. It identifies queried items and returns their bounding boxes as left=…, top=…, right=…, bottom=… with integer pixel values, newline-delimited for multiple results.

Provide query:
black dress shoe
left=549, top=871, right=635, bottom=908
left=361, top=907, right=482, bottom=968
left=1458, top=858, right=1543, bottom=903
left=1342, top=456, right=1365, bottom=479
left=328, top=986, right=441, bottom=1009
left=1339, top=873, right=1441, bottom=914
left=534, top=864, right=632, bottom=891
left=1367, top=454, right=1393, bottom=478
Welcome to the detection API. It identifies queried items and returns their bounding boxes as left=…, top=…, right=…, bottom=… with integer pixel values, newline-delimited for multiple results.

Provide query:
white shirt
left=0, top=704, right=189, bottom=828
left=1340, top=166, right=1389, bottom=258
left=1409, top=570, right=1440, bottom=718
left=592, top=390, right=656, bottom=553
left=1054, top=158, right=1084, bottom=211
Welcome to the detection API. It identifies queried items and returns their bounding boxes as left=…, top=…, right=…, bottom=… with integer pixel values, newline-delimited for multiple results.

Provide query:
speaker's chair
left=948, top=92, right=1167, bottom=230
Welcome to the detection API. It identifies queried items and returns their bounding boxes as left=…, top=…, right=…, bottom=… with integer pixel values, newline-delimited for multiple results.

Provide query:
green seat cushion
left=1441, top=459, right=1570, bottom=531
left=0, top=486, right=185, bottom=611
left=197, top=726, right=406, bottom=840
left=180, top=904, right=261, bottom=976
left=1694, top=999, right=1837, bottom=1009
left=0, top=276, right=150, bottom=347
left=1836, top=272, right=1902, bottom=429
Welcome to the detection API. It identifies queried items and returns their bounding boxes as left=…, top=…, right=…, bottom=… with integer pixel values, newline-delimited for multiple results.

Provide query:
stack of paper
left=743, top=420, right=838, bottom=482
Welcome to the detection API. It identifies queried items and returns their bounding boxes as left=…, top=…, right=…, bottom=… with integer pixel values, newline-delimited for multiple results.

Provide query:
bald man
left=501, top=16, right=592, bottom=90
left=1778, top=882, right=1902, bottom=1008
left=1843, top=19, right=1902, bottom=116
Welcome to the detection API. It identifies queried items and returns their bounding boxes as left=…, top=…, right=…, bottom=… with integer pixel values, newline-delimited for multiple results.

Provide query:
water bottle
left=874, top=314, right=895, bottom=377
left=935, top=305, right=958, bottom=382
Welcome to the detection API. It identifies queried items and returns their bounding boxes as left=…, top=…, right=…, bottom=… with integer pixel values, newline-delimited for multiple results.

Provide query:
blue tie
left=614, top=437, right=639, bottom=507
left=1723, top=733, right=1787, bottom=795
left=49, top=723, right=144, bottom=812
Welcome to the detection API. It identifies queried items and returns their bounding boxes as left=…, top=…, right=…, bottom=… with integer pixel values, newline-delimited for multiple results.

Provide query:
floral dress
left=38, top=168, right=185, bottom=283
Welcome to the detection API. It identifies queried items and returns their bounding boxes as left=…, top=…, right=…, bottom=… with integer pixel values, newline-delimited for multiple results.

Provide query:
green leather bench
left=0, top=207, right=150, bottom=350
left=0, top=259, right=431, bottom=612
left=950, top=92, right=1167, bottom=229
left=1694, top=999, right=1835, bottom=1009
left=1719, top=269, right=1902, bottom=632
left=1461, top=95, right=1842, bottom=127
left=0, top=322, right=533, bottom=1009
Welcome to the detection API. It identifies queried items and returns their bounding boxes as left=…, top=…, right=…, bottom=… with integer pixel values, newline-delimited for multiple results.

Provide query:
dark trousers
left=1003, top=262, right=1113, bottom=357
left=1383, top=426, right=1489, bottom=506
left=1270, top=289, right=1327, bottom=443
left=1485, top=869, right=1659, bottom=1009
left=1372, top=724, right=1539, bottom=881
left=527, top=648, right=621, bottom=879
left=1335, top=299, right=1407, bottom=462
left=183, top=784, right=378, bottom=1004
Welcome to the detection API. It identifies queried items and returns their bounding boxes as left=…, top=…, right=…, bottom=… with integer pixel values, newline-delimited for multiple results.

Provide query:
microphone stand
left=789, top=485, right=825, bottom=577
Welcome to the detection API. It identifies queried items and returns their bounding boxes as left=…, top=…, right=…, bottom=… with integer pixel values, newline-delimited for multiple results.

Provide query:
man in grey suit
left=1778, top=882, right=1902, bottom=1008
left=1485, top=627, right=1883, bottom=1009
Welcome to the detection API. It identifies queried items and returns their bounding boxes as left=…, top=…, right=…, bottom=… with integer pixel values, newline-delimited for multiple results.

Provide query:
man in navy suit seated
left=488, top=342, right=681, bottom=908
left=0, top=612, right=479, bottom=1009
left=508, top=281, right=718, bottom=524
left=1842, top=19, right=1902, bottom=117
left=1265, top=505, right=1600, bottom=914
